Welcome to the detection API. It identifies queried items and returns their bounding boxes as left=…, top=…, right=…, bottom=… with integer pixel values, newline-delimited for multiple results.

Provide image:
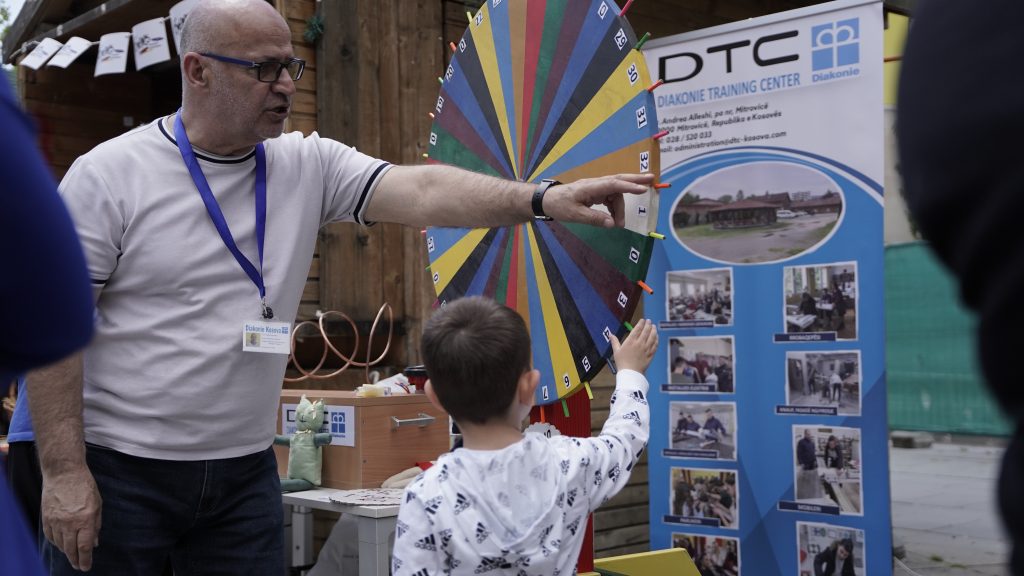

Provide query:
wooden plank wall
left=305, top=0, right=445, bottom=550
left=19, top=63, right=164, bottom=180
left=277, top=0, right=323, bottom=322
left=278, top=0, right=319, bottom=137
left=313, top=0, right=443, bottom=388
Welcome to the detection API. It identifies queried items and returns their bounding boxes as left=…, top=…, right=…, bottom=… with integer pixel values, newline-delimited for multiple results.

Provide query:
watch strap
left=531, top=179, right=560, bottom=221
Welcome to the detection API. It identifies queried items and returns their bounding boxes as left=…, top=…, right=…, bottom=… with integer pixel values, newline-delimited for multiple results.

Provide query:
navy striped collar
left=158, top=115, right=256, bottom=164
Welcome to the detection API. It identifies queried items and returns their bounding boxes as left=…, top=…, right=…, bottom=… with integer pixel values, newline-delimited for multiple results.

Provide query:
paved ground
left=675, top=213, right=838, bottom=263
left=891, top=437, right=1010, bottom=575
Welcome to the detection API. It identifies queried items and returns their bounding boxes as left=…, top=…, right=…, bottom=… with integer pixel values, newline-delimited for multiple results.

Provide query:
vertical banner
left=642, top=1, right=887, bottom=575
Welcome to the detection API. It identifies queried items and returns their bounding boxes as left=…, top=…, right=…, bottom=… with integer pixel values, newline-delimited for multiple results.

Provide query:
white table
left=786, top=314, right=816, bottom=330
left=282, top=488, right=399, bottom=576
left=692, top=310, right=716, bottom=322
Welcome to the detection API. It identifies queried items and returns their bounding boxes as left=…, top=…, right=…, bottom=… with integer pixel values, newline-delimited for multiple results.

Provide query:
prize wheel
left=426, top=0, right=660, bottom=406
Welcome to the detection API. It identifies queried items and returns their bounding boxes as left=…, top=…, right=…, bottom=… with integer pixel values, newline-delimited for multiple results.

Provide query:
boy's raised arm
left=583, top=320, right=658, bottom=510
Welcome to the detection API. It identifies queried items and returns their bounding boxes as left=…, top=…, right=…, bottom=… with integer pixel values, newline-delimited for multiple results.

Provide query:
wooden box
left=275, top=390, right=449, bottom=490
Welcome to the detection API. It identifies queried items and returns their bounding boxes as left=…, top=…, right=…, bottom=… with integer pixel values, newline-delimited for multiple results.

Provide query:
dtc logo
left=331, top=411, right=346, bottom=435
left=811, top=18, right=859, bottom=71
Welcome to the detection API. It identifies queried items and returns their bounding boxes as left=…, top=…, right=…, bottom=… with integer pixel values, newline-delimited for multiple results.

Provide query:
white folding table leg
left=290, top=504, right=316, bottom=569
left=357, top=516, right=397, bottom=576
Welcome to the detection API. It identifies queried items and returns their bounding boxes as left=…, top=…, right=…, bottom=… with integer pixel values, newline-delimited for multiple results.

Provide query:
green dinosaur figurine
left=274, top=395, right=332, bottom=492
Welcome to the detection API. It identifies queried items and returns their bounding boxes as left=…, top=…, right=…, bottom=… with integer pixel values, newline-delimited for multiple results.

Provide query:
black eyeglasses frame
left=199, top=52, right=306, bottom=83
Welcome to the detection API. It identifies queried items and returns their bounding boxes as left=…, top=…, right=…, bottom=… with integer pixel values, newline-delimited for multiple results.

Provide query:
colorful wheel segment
left=426, top=0, right=661, bottom=405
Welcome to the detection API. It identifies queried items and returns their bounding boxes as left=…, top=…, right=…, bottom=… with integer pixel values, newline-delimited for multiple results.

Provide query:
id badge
left=242, top=320, right=292, bottom=354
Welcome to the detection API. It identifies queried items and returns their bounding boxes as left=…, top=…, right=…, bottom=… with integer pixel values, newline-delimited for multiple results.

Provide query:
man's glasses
left=200, top=52, right=305, bottom=83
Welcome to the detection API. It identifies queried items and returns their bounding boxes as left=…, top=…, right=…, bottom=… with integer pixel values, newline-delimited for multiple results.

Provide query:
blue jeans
left=46, top=444, right=283, bottom=575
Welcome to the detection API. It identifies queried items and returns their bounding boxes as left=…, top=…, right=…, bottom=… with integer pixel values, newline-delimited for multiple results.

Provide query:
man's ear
left=517, top=369, right=540, bottom=407
left=424, top=379, right=446, bottom=413
left=182, top=53, right=208, bottom=89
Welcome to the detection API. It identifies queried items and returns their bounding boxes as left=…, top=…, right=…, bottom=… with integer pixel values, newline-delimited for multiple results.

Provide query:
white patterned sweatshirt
left=392, top=369, right=650, bottom=576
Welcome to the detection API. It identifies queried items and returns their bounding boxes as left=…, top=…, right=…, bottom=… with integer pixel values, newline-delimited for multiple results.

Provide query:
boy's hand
left=609, top=319, right=658, bottom=373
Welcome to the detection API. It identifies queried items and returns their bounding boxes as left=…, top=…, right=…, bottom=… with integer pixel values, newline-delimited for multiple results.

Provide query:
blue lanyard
left=173, top=111, right=273, bottom=319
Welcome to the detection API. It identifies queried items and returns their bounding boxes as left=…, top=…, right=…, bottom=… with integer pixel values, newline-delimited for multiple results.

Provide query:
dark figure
left=797, top=429, right=817, bottom=471
left=898, top=1, right=1024, bottom=572
left=823, top=435, right=844, bottom=470
left=702, top=410, right=728, bottom=440
left=833, top=286, right=847, bottom=331
left=799, top=291, right=817, bottom=315
left=813, top=538, right=855, bottom=576
left=673, top=479, right=690, bottom=516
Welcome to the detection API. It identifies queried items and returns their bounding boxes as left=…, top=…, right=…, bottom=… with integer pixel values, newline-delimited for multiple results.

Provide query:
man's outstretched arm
left=366, top=164, right=654, bottom=228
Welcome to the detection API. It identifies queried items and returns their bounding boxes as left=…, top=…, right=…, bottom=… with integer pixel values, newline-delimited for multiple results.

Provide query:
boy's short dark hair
left=421, top=296, right=531, bottom=424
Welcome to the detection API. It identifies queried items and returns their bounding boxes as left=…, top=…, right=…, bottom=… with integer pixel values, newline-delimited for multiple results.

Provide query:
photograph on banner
left=664, top=268, right=734, bottom=328
left=666, top=336, right=735, bottom=394
left=797, top=521, right=865, bottom=576
left=671, top=532, right=740, bottom=576
left=785, top=425, right=862, bottom=516
left=779, top=350, right=861, bottom=416
left=669, top=162, right=843, bottom=265
left=666, top=401, right=737, bottom=460
left=666, top=466, right=738, bottom=529
left=781, top=262, right=858, bottom=340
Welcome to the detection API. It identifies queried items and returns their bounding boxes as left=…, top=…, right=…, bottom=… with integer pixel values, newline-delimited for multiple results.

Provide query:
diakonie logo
left=810, top=18, right=860, bottom=82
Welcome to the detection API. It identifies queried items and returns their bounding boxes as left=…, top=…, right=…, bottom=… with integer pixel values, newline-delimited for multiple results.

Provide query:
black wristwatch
left=531, top=179, right=560, bottom=221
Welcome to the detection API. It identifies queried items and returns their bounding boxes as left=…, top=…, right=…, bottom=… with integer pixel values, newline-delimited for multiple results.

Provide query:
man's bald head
left=179, top=0, right=284, bottom=56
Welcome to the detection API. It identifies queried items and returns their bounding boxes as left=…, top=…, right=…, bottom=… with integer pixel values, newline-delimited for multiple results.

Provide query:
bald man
left=28, top=0, right=654, bottom=573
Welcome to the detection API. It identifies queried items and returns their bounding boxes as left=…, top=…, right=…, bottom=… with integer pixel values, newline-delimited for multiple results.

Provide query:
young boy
left=392, top=296, right=657, bottom=576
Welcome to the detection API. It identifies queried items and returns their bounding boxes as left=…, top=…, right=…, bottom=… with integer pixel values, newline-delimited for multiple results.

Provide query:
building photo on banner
left=643, top=0, right=888, bottom=574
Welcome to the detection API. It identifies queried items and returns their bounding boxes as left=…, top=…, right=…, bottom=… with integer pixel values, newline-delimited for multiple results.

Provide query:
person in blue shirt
left=0, top=69, right=95, bottom=574
left=701, top=409, right=729, bottom=440
left=7, top=376, right=42, bottom=541
left=0, top=85, right=94, bottom=387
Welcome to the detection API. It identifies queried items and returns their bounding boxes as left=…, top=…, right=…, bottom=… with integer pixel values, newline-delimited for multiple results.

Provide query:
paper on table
left=327, top=488, right=405, bottom=507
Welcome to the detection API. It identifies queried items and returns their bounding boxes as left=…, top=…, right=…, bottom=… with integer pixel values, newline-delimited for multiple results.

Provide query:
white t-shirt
left=59, top=115, right=391, bottom=460
left=391, top=370, right=650, bottom=576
